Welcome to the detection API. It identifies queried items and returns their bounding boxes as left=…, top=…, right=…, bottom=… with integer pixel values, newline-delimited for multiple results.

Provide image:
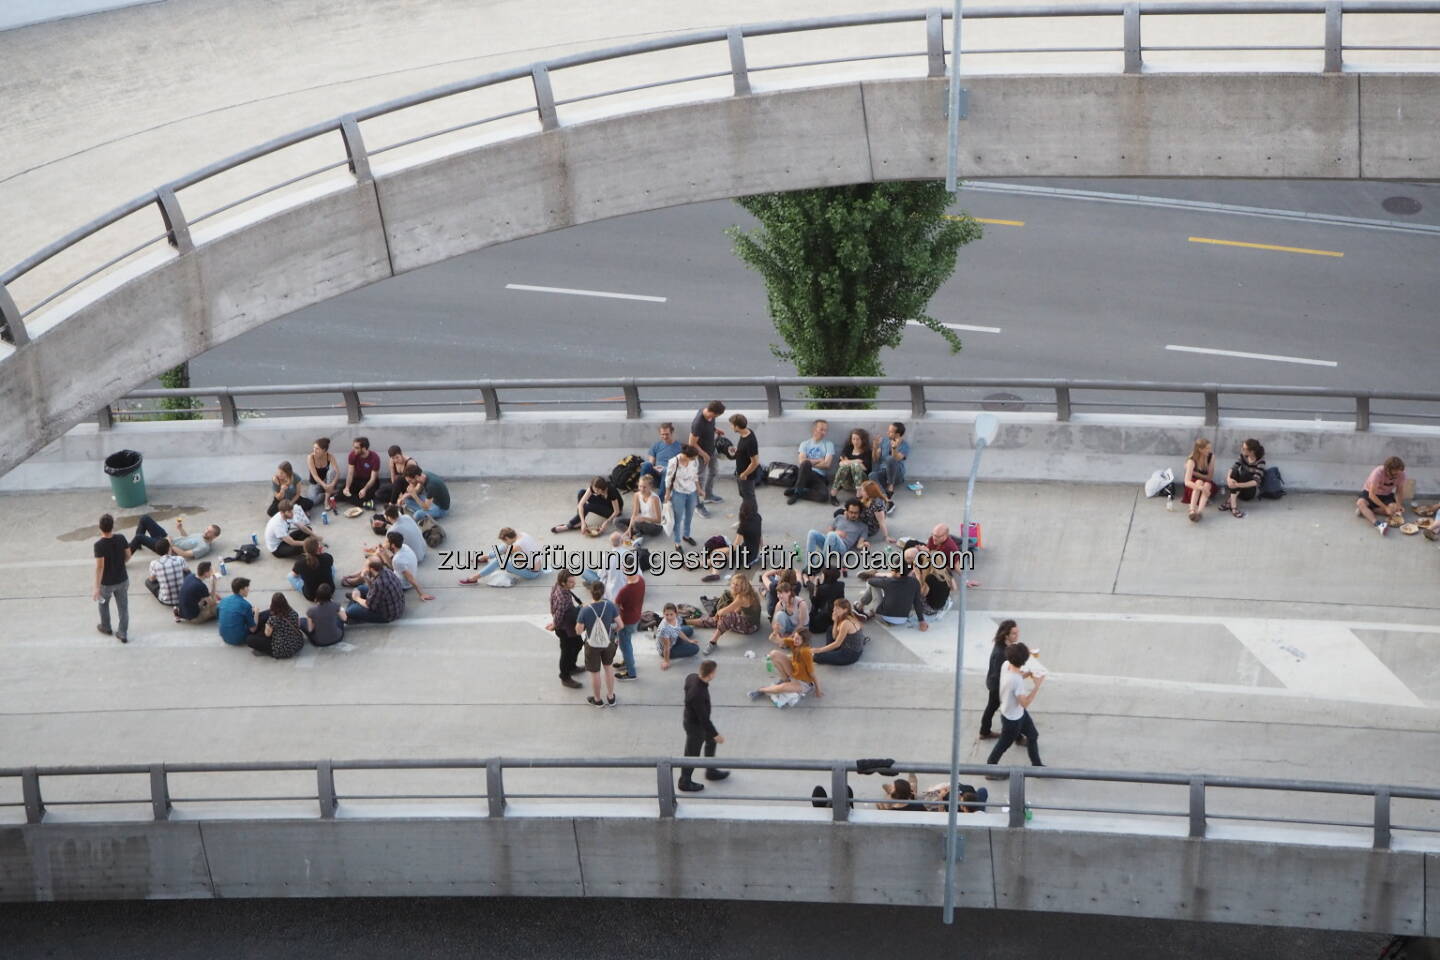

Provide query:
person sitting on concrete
left=174, top=561, right=219, bottom=624
left=807, top=566, right=846, bottom=636
left=638, top=422, right=682, bottom=498
left=691, top=572, right=762, bottom=654
left=305, top=582, right=347, bottom=648
left=345, top=558, right=406, bottom=625
left=145, top=538, right=189, bottom=607
left=247, top=592, right=308, bottom=659
left=267, top=460, right=314, bottom=517
left=626, top=474, right=666, bottom=542
left=879, top=773, right=988, bottom=813
left=376, top=445, right=418, bottom=507
left=657, top=603, right=700, bottom=670
left=130, top=514, right=221, bottom=559
left=854, top=563, right=929, bottom=632
left=925, top=524, right=966, bottom=576
left=700, top=499, right=763, bottom=584
left=553, top=476, right=626, bottom=537
left=339, top=436, right=382, bottom=507
left=264, top=500, right=314, bottom=559
left=856, top=481, right=896, bottom=543
left=382, top=530, right=434, bottom=601
left=870, top=421, right=911, bottom=504
left=785, top=419, right=835, bottom=505
left=805, top=498, right=870, bottom=571
left=810, top=597, right=868, bottom=665
left=1356, top=455, right=1407, bottom=535
left=1222, top=438, right=1266, bottom=519
left=398, top=463, right=450, bottom=521
left=460, top=527, right=548, bottom=585
left=828, top=428, right=873, bottom=505
left=377, top=503, right=426, bottom=563
left=749, top=633, right=822, bottom=708
left=305, top=437, right=342, bottom=513
left=769, top=579, right=811, bottom=643
left=760, top=565, right=802, bottom=620
left=287, top=536, right=337, bottom=603
left=217, top=578, right=258, bottom=646
left=1181, top=437, right=1216, bottom=523
left=920, top=565, right=955, bottom=619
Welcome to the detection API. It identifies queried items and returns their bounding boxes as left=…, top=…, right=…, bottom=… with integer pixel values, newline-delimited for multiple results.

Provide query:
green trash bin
left=104, top=449, right=148, bottom=508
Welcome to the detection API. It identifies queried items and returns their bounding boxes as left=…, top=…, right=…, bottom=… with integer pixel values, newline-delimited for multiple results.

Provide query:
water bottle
left=766, top=658, right=775, bottom=674
left=322, top=510, right=330, bottom=525
left=1024, top=805, right=1034, bottom=822
left=219, top=560, right=228, bottom=576
left=791, top=540, right=802, bottom=568
left=250, top=532, right=258, bottom=545
left=909, top=481, right=924, bottom=497
left=1166, top=493, right=1175, bottom=512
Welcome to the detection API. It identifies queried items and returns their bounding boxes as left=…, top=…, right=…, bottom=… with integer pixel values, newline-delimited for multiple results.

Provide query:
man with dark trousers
left=678, top=659, right=727, bottom=792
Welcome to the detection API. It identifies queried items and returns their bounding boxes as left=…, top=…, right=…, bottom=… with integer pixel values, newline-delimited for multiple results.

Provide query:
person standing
left=985, top=641, right=1045, bottom=776
left=664, top=446, right=702, bottom=547
left=688, top=400, right=726, bottom=517
left=678, top=659, right=727, bottom=792
left=578, top=580, right=621, bottom=707
left=729, top=413, right=760, bottom=508
left=93, top=513, right=131, bottom=643
left=979, top=620, right=1018, bottom=739
left=613, top=568, right=646, bottom=681
left=546, top=570, right=585, bottom=689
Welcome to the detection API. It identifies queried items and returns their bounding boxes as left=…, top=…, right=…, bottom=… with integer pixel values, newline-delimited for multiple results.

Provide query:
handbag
left=661, top=500, right=675, bottom=536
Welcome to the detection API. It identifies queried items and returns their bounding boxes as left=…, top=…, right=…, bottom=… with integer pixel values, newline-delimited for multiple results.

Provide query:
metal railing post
left=480, top=385, right=501, bottom=420
left=1324, top=0, right=1343, bottom=73
left=831, top=764, right=850, bottom=822
left=1123, top=3, right=1142, bottom=74
left=657, top=761, right=677, bottom=818
left=150, top=764, right=171, bottom=822
left=1008, top=770, right=1026, bottom=828
left=532, top=65, right=560, bottom=132
left=1054, top=386, right=1072, bottom=422
left=0, top=281, right=29, bottom=347
left=155, top=187, right=194, bottom=254
left=1188, top=777, right=1206, bottom=838
left=727, top=28, right=751, bottom=96
left=339, top=116, right=373, bottom=184
left=21, top=768, right=44, bottom=824
left=342, top=388, right=362, bottom=424
left=1203, top=389, right=1220, bottom=427
left=926, top=9, right=946, bottom=78
left=96, top=404, right=114, bottom=430
left=909, top=383, right=928, bottom=418
left=1354, top=395, right=1371, bottom=432
left=1373, top=787, right=1391, bottom=850
left=765, top=380, right=783, bottom=419
left=622, top=381, right=641, bottom=419
left=486, top=760, right=507, bottom=818
left=317, top=760, right=337, bottom=819
left=218, top=392, right=239, bottom=427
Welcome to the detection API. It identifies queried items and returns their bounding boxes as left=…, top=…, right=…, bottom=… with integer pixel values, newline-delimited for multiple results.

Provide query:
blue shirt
left=217, top=594, right=254, bottom=645
left=878, top=437, right=910, bottom=461
left=177, top=573, right=210, bottom=620
left=649, top=440, right=682, bottom=472
left=798, top=438, right=836, bottom=476
left=577, top=600, right=620, bottom=642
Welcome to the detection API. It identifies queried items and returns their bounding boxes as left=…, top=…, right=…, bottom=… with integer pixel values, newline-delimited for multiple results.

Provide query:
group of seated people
left=1179, top=437, right=1269, bottom=521
left=783, top=419, right=914, bottom=510
left=278, top=436, right=451, bottom=519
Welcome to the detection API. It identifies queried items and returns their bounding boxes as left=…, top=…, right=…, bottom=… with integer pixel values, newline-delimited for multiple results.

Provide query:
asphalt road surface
left=2, top=897, right=1400, bottom=960
left=173, top=177, right=1440, bottom=414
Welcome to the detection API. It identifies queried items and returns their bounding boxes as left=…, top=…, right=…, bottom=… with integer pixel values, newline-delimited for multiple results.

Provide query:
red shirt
left=348, top=449, right=381, bottom=486
left=616, top=577, right=646, bottom=626
left=927, top=535, right=964, bottom=566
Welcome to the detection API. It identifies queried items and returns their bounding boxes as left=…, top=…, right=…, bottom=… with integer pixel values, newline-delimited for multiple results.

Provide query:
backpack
left=675, top=602, right=703, bottom=621
left=714, top=435, right=735, bottom=460
left=1260, top=466, right=1286, bottom=500
left=226, top=544, right=261, bottom=564
left=415, top=512, right=447, bottom=547
left=637, top=610, right=662, bottom=632
left=610, top=454, right=643, bottom=493
left=763, top=461, right=798, bottom=488
left=583, top=601, right=614, bottom=649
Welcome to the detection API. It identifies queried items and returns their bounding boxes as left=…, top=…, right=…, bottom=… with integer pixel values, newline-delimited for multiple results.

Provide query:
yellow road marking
left=1188, top=236, right=1343, bottom=257
left=948, top=215, right=1025, bottom=226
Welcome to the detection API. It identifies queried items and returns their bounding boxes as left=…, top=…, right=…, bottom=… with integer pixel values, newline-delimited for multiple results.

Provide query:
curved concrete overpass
left=2, top=55, right=1439, bottom=477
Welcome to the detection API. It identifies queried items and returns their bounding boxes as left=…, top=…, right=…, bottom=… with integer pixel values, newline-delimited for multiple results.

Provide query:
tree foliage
left=727, top=181, right=981, bottom=405
left=157, top=362, right=200, bottom=420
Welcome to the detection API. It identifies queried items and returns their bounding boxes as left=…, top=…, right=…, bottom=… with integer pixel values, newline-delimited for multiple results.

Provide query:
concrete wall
left=0, top=809, right=1435, bottom=935
left=3, top=72, right=1440, bottom=481
left=7, top=408, right=1437, bottom=496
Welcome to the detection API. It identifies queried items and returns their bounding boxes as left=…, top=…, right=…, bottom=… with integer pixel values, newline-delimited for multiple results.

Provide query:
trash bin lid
left=104, top=449, right=142, bottom=474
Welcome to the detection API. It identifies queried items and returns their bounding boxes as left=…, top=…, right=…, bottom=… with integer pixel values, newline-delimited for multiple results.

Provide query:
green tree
left=727, top=181, right=981, bottom=407
left=157, top=362, right=200, bottom=420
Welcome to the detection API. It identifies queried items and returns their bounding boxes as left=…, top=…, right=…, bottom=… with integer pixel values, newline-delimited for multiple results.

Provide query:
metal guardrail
left=101, top=376, right=1440, bottom=432
left=5, top=757, right=1438, bottom=850
left=2, top=2, right=1438, bottom=347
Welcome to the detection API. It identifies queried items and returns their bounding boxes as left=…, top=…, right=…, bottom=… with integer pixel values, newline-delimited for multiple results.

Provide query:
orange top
left=788, top=643, right=818, bottom=686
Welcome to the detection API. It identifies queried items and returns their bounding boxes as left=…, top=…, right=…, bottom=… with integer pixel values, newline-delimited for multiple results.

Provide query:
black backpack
left=714, top=435, right=735, bottom=460
left=763, top=461, right=799, bottom=488
left=226, top=544, right=261, bottom=564
left=610, top=454, right=643, bottom=493
left=1260, top=466, right=1286, bottom=500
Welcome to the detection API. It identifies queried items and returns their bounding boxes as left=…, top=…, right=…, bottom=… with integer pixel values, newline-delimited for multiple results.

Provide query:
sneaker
left=683, top=536, right=697, bottom=546
left=748, top=689, right=763, bottom=700
left=116, top=634, right=128, bottom=644
left=705, top=495, right=724, bottom=504
left=327, top=496, right=338, bottom=511
left=704, top=769, right=731, bottom=781
left=786, top=494, right=799, bottom=506
left=677, top=781, right=704, bottom=792
left=885, top=499, right=897, bottom=516
left=587, top=696, right=604, bottom=707
left=560, top=676, right=583, bottom=689
left=1376, top=521, right=1388, bottom=536
left=703, top=642, right=716, bottom=656
left=829, top=495, right=840, bottom=506
left=701, top=573, right=722, bottom=583
left=607, top=695, right=617, bottom=706
left=96, top=624, right=113, bottom=636
left=615, top=672, right=637, bottom=681
left=696, top=506, right=711, bottom=518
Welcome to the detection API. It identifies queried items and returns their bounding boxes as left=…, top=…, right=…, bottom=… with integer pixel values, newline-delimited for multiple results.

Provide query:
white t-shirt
left=602, top=548, right=631, bottom=601
left=391, top=543, right=418, bottom=589
left=510, top=532, right=544, bottom=571
left=999, top=665, right=1028, bottom=722
left=667, top=457, right=699, bottom=495
left=263, top=509, right=306, bottom=552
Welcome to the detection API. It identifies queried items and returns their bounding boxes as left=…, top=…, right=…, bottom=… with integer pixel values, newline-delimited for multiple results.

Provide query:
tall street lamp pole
left=943, top=411, right=999, bottom=924
left=945, top=0, right=965, bottom=192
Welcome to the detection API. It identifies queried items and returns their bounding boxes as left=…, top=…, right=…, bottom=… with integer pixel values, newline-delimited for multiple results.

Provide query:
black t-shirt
left=734, top=431, right=758, bottom=478
left=690, top=409, right=717, bottom=454
left=737, top=511, right=762, bottom=564
left=924, top=574, right=951, bottom=612
left=177, top=573, right=211, bottom=620
left=291, top=553, right=336, bottom=602
left=93, top=535, right=129, bottom=585
left=808, top=579, right=846, bottom=634
left=582, top=489, right=623, bottom=519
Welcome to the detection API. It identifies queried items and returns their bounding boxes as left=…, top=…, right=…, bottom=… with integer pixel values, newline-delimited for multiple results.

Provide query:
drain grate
left=981, top=392, right=1026, bottom=412
left=1382, top=196, right=1423, bottom=216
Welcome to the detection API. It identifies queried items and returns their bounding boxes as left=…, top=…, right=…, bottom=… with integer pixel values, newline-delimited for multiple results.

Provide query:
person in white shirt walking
left=985, top=641, right=1045, bottom=776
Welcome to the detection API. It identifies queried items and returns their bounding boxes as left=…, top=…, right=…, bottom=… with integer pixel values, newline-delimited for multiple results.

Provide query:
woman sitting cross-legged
left=749, top=633, right=823, bottom=708
left=810, top=597, right=868, bottom=666
left=828, top=428, right=873, bottom=505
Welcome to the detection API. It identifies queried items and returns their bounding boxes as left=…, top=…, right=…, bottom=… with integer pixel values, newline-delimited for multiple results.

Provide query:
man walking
left=729, top=412, right=759, bottom=508
left=688, top=400, right=726, bottom=517
left=678, top=659, right=727, bottom=792
left=986, top=642, right=1045, bottom=777
left=93, top=513, right=131, bottom=643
